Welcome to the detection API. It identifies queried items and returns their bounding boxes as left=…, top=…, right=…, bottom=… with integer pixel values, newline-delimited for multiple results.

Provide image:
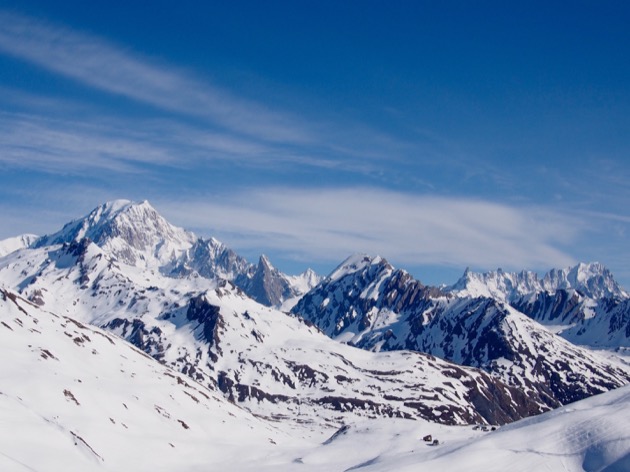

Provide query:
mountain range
left=292, top=254, right=630, bottom=408
left=4, top=285, right=629, bottom=471
left=1, top=199, right=629, bottom=470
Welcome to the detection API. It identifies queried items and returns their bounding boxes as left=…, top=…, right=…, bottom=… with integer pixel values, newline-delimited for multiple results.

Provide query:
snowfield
left=3, top=278, right=630, bottom=472
left=0, top=289, right=291, bottom=472
left=363, top=384, right=630, bottom=472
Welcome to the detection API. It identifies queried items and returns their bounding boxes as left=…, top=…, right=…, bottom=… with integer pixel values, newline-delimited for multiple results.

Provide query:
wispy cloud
left=0, top=11, right=479, bottom=186
left=0, top=107, right=388, bottom=179
left=0, top=112, right=179, bottom=173
left=156, top=187, right=580, bottom=271
left=0, top=10, right=312, bottom=144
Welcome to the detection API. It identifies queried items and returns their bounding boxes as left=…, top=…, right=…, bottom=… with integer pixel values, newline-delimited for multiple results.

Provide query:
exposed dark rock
left=185, top=295, right=224, bottom=362
left=237, top=255, right=294, bottom=307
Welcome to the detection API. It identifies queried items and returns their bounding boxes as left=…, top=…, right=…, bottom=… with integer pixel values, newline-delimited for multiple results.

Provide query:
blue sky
left=1, top=1, right=629, bottom=287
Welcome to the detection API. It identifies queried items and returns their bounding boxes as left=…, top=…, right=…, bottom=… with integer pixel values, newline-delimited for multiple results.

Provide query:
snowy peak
left=442, top=263, right=630, bottom=348
left=293, top=255, right=630, bottom=408
left=544, top=262, right=626, bottom=299
left=293, top=254, right=438, bottom=341
left=450, top=262, right=626, bottom=301
left=26, top=200, right=317, bottom=307
left=35, top=200, right=196, bottom=268
left=0, top=233, right=38, bottom=257
left=328, top=254, right=390, bottom=282
left=287, top=268, right=322, bottom=294
left=172, top=236, right=252, bottom=281
left=450, top=267, right=543, bottom=301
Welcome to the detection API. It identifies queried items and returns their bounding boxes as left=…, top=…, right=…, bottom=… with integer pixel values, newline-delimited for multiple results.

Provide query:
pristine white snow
left=281, top=268, right=323, bottom=311
left=360, top=384, right=630, bottom=472
left=450, top=263, right=628, bottom=300
left=2, top=287, right=629, bottom=472
left=0, top=234, right=37, bottom=257
left=328, top=254, right=384, bottom=282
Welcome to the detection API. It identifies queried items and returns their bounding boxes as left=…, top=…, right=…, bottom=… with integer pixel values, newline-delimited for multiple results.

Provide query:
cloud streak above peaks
left=158, top=188, right=579, bottom=272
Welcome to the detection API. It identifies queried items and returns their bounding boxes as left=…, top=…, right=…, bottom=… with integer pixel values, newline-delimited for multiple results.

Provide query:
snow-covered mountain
left=450, top=263, right=627, bottom=301
left=27, top=200, right=317, bottom=307
left=0, top=233, right=38, bottom=257
left=0, top=220, right=542, bottom=428
left=34, top=200, right=196, bottom=269
left=292, top=255, right=630, bottom=408
left=449, top=264, right=630, bottom=347
left=3, top=201, right=630, bottom=470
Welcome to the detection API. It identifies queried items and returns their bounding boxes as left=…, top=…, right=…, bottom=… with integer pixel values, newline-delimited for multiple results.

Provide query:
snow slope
left=362, top=384, right=630, bottom=472
left=0, top=288, right=288, bottom=472
left=3, top=285, right=630, bottom=471
left=0, top=234, right=38, bottom=257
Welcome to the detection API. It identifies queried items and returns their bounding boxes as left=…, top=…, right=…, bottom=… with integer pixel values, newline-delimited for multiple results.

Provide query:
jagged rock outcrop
left=239, top=255, right=296, bottom=306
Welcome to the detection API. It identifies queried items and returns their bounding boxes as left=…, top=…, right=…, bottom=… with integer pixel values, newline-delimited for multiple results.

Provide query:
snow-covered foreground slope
left=0, top=288, right=290, bottom=472
left=360, top=384, right=630, bottom=472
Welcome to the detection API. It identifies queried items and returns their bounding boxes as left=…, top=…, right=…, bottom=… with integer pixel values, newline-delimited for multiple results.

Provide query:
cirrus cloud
left=0, top=10, right=311, bottom=144
left=157, top=187, right=580, bottom=271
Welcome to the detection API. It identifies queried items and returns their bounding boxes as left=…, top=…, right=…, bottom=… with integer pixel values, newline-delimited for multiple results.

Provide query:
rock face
left=293, top=255, right=441, bottom=340
left=239, top=255, right=297, bottom=307
left=292, top=255, right=630, bottom=409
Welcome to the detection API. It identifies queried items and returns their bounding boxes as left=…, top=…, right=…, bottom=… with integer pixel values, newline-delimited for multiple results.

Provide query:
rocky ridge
left=292, top=255, right=630, bottom=408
